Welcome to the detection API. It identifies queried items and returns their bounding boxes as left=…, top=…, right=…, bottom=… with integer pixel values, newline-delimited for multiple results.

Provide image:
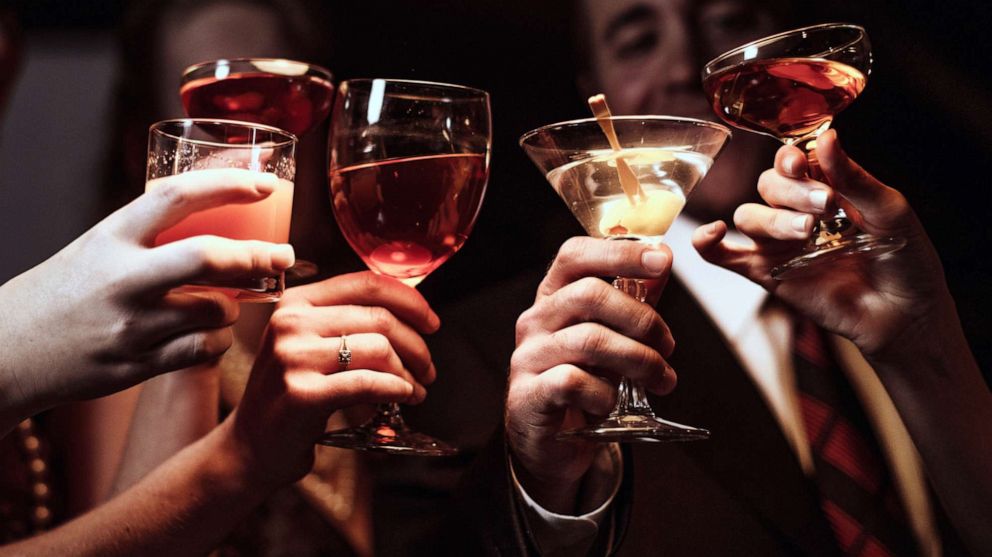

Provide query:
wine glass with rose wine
left=702, top=23, right=905, bottom=279
left=321, top=79, right=491, bottom=455
left=520, top=113, right=730, bottom=441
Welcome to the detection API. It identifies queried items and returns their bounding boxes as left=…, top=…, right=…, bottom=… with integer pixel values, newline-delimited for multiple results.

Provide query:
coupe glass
left=321, top=79, right=491, bottom=455
left=520, top=116, right=730, bottom=442
left=703, top=23, right=905, bottom=279
left=146, top=118, right=297, bottom=302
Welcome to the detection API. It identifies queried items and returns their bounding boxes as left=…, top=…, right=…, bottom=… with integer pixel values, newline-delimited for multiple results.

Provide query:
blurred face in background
left=578, top=0, right=783, bottom=222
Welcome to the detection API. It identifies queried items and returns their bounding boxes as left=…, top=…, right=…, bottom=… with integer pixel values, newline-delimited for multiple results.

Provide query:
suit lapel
left=648, top=278, right=838, bottom=556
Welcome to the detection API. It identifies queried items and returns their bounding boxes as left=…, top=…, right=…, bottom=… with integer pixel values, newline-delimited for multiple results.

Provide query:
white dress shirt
left=512, top=216, right=939, bottom=556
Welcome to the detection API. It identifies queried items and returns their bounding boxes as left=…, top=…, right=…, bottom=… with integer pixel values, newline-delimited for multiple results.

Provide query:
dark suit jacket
left=373, top=269, right=965, bottom=556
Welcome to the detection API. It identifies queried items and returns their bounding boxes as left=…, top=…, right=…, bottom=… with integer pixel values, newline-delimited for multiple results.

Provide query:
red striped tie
left=793, top=317, right=917, bottom=557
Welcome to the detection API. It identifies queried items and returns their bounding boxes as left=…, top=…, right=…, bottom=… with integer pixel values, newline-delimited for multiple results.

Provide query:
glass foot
left=317, top=404, right=458, bottom=456
left=556, top=414, right=711, bottom=443
left=771, top=233, right=906, bottom=280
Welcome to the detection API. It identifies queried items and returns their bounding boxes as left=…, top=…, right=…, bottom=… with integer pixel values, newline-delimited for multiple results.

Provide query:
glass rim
left=518, top=115, right=732, bottom=148
left=149, top=118, right=299, bottom=148
left=702, top=22, right=867, bottom=75
left=340, top=78, right=490, bottom=99
left=181, top=57, right=334, bottom=83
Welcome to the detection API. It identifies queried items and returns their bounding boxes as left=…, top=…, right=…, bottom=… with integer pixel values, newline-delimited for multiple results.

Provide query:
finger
left=512, top=323, right=674, bottom=393
left=137, top=236, right=295, bottom=293
left=530, top=365, right=618, bottom=418
left=287, top=272, right=440, bottom=334
left=816, top=130, right=913, bottom=233
left=144, top=327, right=234, bottom=376
left=734, top=203, right=814, bottom=242
left=138, top=291, right=241, bottom=344
left=757, top=168, right=832, bottom=214
left=273, top=332, right=426, bottom=402
left=311, top=370, right=417, bottom=410
left=270, top=304, right=435, bottom=385
left=115, top=168, right=281, bottom=243
left=537, top=237, right=672, bottom=301
left=692, top=221, right=777, bottom=289
left=774, top=144, right=809, bottom=179
left=517, top=277, right=674, bottom=357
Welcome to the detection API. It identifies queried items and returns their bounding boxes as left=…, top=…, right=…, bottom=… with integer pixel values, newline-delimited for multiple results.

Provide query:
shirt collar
left=666, top=215, right=769, bottom=341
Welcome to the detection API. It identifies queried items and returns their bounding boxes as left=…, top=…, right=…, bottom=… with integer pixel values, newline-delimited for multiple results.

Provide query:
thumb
left=116, top=168, right=282, bottom=244
left=816, top=130, right=913, bottom=234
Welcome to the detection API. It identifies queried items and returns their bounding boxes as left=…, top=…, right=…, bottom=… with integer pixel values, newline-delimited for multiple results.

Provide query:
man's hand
left=506, top=237, right=676, bottom=514
left=692, top=129, right=951, bottom=363
left=227, top=272, right=440, bottom=487
left=0, top=169, right=295, bottom=428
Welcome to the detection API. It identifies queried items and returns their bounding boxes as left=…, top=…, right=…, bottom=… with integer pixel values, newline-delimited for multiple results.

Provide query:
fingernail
left=271, top=244, right=296, bottom=269
left=809, top=190, right=828, bottom=211
left=641, top=250, right=669, bottom=274
left=787, top=153, right=807, bottom=176
left=707, top=221, right=722, bottom=235
left=792, top=215, right=811, bottom=233
left=412, top=383, right=427, bottom=404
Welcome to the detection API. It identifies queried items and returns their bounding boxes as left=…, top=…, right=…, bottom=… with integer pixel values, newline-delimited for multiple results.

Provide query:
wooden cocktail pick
left=588, top=93, right=646, bottom=204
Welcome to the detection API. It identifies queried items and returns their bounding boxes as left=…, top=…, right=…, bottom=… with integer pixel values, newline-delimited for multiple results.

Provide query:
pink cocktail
left=146, top=119, right=298, bottom=302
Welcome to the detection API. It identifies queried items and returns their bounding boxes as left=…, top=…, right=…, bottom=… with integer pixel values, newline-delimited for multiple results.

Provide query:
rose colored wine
left=703, top=57, right=866, bottom=140
left=181, top=72, right=334, bottom=137
left=151, top=173, right=294, bottom=245
left=329, top=153, right=488, bottom=285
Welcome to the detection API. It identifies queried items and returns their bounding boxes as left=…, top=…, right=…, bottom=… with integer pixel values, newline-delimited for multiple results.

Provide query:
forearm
left=3, top=419, right=272, bottom=557
left=870, top=302, right=992, bottom=555
left=0, top=277, right=44, bottom=437
left=112, top=364, right=220, bottom=495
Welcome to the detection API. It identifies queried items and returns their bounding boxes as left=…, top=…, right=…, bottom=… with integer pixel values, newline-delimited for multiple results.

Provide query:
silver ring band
left=338, top=334, right=352, bottom=369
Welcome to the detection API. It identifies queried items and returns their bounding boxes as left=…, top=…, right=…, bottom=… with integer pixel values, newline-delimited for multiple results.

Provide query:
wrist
left=208, top=417, right=284, bottom=495
left=0, top=288, right=44, bottom=428
left=511, top=449, right=584, bottom=515
left=509, top=439, right=618, bottom=516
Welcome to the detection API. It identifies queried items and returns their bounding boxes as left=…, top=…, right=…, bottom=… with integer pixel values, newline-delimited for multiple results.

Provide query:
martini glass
left=320, top=79, right=491, bottom=456
left=702, top=23, right=905, bottom=279
left=181, top=58, right=334, bottom=282
left=520, top=116, right=730, bottom=442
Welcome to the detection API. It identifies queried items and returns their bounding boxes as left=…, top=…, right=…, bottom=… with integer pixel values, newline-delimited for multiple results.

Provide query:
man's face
left=580, top=0, right=780, bottom=221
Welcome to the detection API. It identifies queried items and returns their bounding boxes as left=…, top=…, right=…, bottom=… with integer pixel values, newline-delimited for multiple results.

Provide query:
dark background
left=3, top=0, right=989, bottom=375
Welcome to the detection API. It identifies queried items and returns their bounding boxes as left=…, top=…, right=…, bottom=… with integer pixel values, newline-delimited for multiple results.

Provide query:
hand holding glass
left=147, top=119, right=296, bottom=302
left=703, top=23, right=905, bottom=279
left=322, top=79, right=491, bottom=455
left=520, top=116, right=730, bottom=442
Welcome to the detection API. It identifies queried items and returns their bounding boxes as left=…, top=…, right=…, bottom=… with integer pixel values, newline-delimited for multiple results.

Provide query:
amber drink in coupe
left=181, top=59, right=334, bottom=137
left=330, top=153, right=487, bottom=285
left=703, top=23, right=904, bottom=278
left=322, top=79, right=491, bottom=456
left=147, top=119, right=297, bottom=302
left=703, top=58, right=866, bottom=141
left=520, top=115, right=730, bottom=442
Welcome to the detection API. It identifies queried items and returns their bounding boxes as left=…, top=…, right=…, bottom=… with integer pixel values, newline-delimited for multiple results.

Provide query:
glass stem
left=610, top=276, right=657, bottom=417
left=795, top=137, right=855, bottom=249
left=367, top=402, right=409, bottom=437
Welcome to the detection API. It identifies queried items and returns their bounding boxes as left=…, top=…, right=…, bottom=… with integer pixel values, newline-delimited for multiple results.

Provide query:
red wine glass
left=702, top=23, right=905, bottom=279
left=322, top=79, right=491, bottom=456
left=181, top=58, right=334, bottom=137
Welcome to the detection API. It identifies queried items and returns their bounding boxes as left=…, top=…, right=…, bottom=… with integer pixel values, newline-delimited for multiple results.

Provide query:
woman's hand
left=0, top=168, right=294, bottom=430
